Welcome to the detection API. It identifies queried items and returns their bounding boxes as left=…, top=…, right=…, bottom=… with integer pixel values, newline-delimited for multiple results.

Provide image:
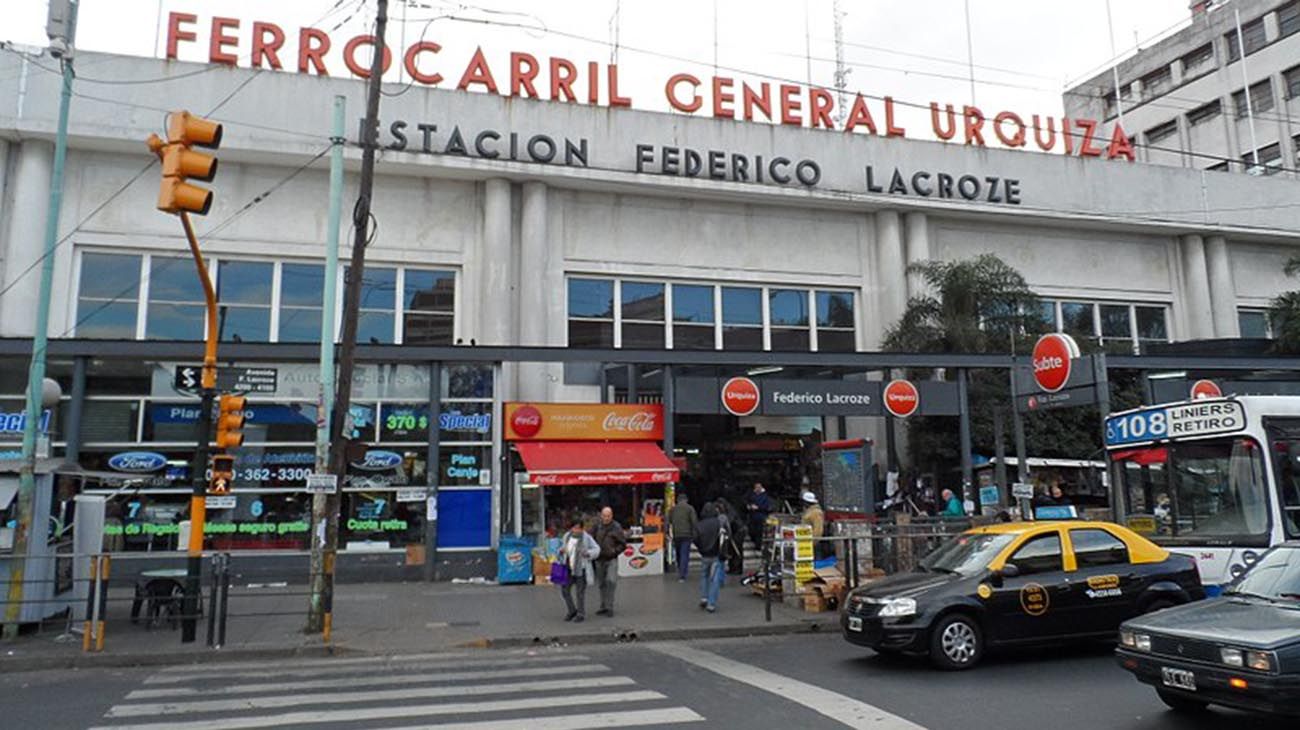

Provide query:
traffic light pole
left=315, top=0, right=389, bottom=637
left=180, top=211, right=218, bottom=643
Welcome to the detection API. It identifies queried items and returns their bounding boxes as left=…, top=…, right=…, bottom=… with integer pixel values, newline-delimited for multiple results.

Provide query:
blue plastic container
left=497, top=537, right=534, bottom=584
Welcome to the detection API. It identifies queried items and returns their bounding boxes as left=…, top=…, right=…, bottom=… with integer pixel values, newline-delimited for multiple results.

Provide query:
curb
left=0, top=619, right=838, bottom=670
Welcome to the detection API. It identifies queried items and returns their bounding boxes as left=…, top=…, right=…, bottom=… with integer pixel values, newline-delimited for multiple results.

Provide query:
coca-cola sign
left=504, top=403, right=664, bottom=441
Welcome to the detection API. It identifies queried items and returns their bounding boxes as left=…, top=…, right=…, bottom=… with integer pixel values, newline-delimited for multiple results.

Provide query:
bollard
left=322, top=551, right=335, bottom=643
left=217, top=553, right=230, bottom=648
left=762, top=533, right=772, bottom=623
left=82, top=554, right=99, bottom=652
left=96, top=555, right=110, bottom=651
left=206, top=554, right=220, bottom=647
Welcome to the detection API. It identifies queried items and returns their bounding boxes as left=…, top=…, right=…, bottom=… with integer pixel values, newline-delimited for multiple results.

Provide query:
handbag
left=549, top=561, right=571, bottom=586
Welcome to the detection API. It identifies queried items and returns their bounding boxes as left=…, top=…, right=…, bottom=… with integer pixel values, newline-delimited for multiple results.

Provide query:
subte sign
left=1190, top=379, right=1222, bottom=400
left=1030, top=334, right=1081, bottom=393
left=882, top=380, right=920, bottom=418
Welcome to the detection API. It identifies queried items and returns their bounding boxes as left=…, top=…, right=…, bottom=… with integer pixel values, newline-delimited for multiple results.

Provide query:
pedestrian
left=592, top=506, right=627, bottom=617
left=695, top=502, right=728, bottom=613
left=940, top=488, right=965, bottom=517
left=715, top=498, right=745, bottom=574
left=800, top=490, right=829, bottom=560
left=557, top=516, right=599, bottom=622
left=744, top=482, right=772, bottom=550
left=667, top=492, right=698, bottom=582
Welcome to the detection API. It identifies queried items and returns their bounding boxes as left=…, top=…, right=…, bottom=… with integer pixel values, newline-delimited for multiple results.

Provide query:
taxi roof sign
left=1032, top=505, right=1079, bottom=521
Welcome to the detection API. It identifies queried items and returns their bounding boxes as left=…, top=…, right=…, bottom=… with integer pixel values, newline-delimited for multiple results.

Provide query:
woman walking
left=557, top=515, right=600, bottom=622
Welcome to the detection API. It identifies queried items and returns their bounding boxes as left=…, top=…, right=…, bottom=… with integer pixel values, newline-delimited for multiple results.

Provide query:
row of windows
left=75, top=252, right=455, bottom=344
left=567, top=278, right=857, bottom=352
left=1032, top=300, right=1169, bottom=354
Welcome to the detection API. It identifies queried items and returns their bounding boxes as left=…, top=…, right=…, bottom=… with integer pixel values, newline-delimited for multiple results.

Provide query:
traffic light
left=209, top=454, right=234, bottom=494
left=215, top=394, right=246, bottom=451
left=146, top=110, right=223, bottom=215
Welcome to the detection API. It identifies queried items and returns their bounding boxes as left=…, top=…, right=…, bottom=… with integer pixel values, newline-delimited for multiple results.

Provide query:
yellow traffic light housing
left=210, top=454, right=235, bottom=494
left=146, top=110, right=223, bottom=216
left=215, top=394, right=246, bottom=451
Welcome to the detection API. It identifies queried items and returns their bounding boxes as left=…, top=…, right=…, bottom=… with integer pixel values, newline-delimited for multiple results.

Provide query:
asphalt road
left=1, top=634, right=1294, bottom=729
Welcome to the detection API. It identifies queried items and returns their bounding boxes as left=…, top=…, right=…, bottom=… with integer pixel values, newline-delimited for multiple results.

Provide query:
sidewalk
left=0, top=570, right=837, bottom=670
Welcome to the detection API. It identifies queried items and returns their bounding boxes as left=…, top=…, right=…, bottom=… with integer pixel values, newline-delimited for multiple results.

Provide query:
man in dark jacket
left=694, top=503, right=727, bottom=613
left=745, top=482, right=772, bottom=550
left=667, top=493, right=698, bottom=582
left=592, top=507, right=627, bottom=617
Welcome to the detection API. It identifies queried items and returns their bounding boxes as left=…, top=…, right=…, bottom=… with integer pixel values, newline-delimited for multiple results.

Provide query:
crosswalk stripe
left=143, top=653, right=585, bottom=685
left=127, top=663, right=609, bottom=700
left=89, top=689, right=671, bottom=730
left=107, top=676, right=637, bottom=717
left=372, top=707, right=705, bottom=730
left=153, top=652, right=481, bottom=673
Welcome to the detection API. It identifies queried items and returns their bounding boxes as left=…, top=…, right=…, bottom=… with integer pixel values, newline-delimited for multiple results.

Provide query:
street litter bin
left=497, top=537, right=534, bottom=584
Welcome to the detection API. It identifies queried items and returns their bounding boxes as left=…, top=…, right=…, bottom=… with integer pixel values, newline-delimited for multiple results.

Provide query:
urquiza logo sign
left=1190, top=379, right=1223, bottom=400
left=1031, top=333, right=1081, bottom=393
left=721, top=377, right=761, bottom=417
left=351, top=450, right=404, bottom=471
left=107, top=451, right=169, bottom=473
left=883, top=380, right=920, bottom=418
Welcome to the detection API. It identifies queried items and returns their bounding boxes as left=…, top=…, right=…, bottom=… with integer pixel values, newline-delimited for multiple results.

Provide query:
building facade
left=1065, top=0, right=1300, bottom=177
left=2, top=48, right=1300, bottom=573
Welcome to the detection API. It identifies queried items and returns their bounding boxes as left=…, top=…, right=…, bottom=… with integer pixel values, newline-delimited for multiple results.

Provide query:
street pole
left=957, top=368, right=973, bottom=509
left=319, top=0, right=389, bottom=639
left=3, top=0, right=77, bottom=640
left=180, top=211, right=218, bottom=643
left=307, top=95, right=346, bottom=633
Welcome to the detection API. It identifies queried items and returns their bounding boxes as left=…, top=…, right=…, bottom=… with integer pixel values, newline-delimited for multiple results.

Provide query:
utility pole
left=313, top=0, right=389, bottom=638
left=3, top=0, right=77, bottom=640
left=307, top=96, right=347, bottom=633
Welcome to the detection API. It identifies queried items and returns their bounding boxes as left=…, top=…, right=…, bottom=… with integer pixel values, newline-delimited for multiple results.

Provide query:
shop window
left=1181, top=43, right=1215, bottom=78
left=1135, top=306, right=1169, bottom=351
left=1186, top=99, right=1221, bottom=127
left=348, top=266, right=396, bottom=344
left=76, top=252, right=141, bottom=338
left=145, top=256, right=208, bottom=341
left=722, top=286, right=763, bottom=350
left=1145, top=120, right=1178, bottom=146
left=621, top=281, right=665, bottom=348
left=1286, top=65, right=1300, bottom=100
left=1280, top=1, right=1300, bottom=39
left=277, top=263, right=325, bottom=342
left=1239, top=309, right=1272, bottom=338
left=1225, top=18, right=1266, bottom=63
left=769, top=289, right=810, bottom=352
left=672, top=284, right=716, bottom=350
left=434, top=401, right=493, bottom=443
left=442, top=363, right=494, bottom=399
left=567, top=277, right=614, bottom=348
left=216, top=260, right=273, bottom=342
left=402, top=269, right=455, bottom=345
left=816, top=291, right=856, bottom=352
left=379, top=403, right=432, bottom=443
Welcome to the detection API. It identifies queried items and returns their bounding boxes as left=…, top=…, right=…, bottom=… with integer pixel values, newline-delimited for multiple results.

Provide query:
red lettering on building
left=208, top=16, right=239, bottom=66
left=607, top=65, right=632, bottom=107
left=742, top=81, right=771, bottom=122
left=458, top=47, right=499, bottom=93
left=165, top=12, right=197, bottom=60
left=930, top=103, right=957, bottom=141
left=712, top=76, right=735, bottom=118
left=963, top=105, right=985, bottom=145
left=778, top=84, right=802, bottom=126
left=666, top=73, right=702, bottom=112
left=809, top=88, right=834, bottom=129
left=403, top=41, right=442, bottom=85
left=510, top=52, right=539, bottom=97
left=342, top=35, right=392, bottom=78
left=884, top=96, right=905, bottom=137
left=550, top=57, right=577, bottom=102
left=843, top=94, right=877, bottom=135
left=250, top=22, right=285, bottom=70
left=993, top=111, right=1026, bottom=147
left=298, top=27, right=330, bottom=75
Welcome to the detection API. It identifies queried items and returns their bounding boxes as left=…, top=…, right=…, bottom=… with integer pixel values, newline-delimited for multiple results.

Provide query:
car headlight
left=1221, top=647, right=1244, bottom=667
left=1133, top=633, right=1151, bottom=652
left=1246, top=651, right=1273, bottom=672
left=877, top=598, right=917, bottom=617
left=1120, top=630, right=1136, bottom=648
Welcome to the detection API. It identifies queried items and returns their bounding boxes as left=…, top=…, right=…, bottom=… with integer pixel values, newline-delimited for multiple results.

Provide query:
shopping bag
left=549, top=561, right=571, bottom=586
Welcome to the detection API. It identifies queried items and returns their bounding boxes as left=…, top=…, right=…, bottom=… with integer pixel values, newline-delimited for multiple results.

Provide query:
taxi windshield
left=920, top=533, right=1016, bottom=576
left=1226, top=547, right=1300, bottom=602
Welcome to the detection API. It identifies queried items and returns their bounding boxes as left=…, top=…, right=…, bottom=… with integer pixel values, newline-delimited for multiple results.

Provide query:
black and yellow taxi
left=841, top=519, right=1204, bottom=669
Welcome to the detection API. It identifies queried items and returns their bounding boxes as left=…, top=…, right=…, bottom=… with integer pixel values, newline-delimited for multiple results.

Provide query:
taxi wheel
left=1156, top=690, right=1208, bottom=713
left=929, top=614, right=983, bottom=670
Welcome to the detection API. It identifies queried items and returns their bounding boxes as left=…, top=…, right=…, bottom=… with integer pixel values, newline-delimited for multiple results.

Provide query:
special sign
left=164, top=12, right=1134, bottom=163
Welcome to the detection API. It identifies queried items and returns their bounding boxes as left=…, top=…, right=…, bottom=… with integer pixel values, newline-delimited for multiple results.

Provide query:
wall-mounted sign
left=173, top=365, right=278, bottom=394
left=1190, top=379, right=1222, bottom=400
left=1030, top=334, right=1081, bottom=393
left=679, top=376, right=960, bottom=417
left=721, top=377, right=761, bottom=416
left=882, top=380, right=920, bottom=418
left=503, top=403, right=664, bottom=441
left=107, top=451, right=169, bottom=473
left=0, top=409, right=51, bottom=435
left=351, top=450, right=404, bottom=471
left=439, top=410, right=491, bottom=433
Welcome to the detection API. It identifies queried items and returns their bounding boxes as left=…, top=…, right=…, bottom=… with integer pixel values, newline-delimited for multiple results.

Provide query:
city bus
left=1105, top=396, right=1300, bottom=593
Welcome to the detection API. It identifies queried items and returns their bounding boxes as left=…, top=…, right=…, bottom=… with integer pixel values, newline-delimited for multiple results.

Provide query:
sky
left=4, top=0, right=1194, bottom=140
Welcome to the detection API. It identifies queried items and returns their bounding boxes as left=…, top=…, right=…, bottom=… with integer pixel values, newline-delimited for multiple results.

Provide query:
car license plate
left=1161, top=667, right=1196, bottom=691
left=848, top=616, right=863, bottom=632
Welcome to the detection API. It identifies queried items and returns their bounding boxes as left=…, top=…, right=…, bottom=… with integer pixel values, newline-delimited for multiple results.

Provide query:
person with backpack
left=715, top=498, right=745, bottom=574
left=556, top=516, right=600, bottom=622
left=694, top=502, right=728, bottom=613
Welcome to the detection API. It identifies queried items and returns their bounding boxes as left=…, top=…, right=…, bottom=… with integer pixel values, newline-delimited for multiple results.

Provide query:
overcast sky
left=6, top=0, right=1193, bottom=139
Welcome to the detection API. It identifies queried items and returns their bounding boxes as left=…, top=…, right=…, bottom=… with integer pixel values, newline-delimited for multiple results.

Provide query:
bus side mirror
left=1288, top=443, right=1300, bottom=469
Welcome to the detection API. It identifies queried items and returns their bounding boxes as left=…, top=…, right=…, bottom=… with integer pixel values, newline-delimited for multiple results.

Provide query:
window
left=1145, top=120, right=1178, bottom=146
left=1243, top=143, right=1283, bottom=175
left=1099, top=304, right=1133, bottom=352
left=567, top=278, right=614, bottom=348
left=1233, top=80, right=1274, bottom=117
left=1070, top=528, right=1130, bottom=567
left=621, top=281, right=665, bottom=348
left=351, top=266, right=396, bottom=344
left=1225, top=17, right=1266, bottom=62
left=1114, top=437, right=1270, bottom=545
left=75, top=252, right=141, bottom=338
left=1181, top=43, right=1214, bottom=77
left=1266, top=420, right=1300, bottom=539
left=672, top=284, right=716, bottom=350
left=1007, top=533, right=1063, bottom=575
left=1135, top=306, right=1168, bottom=352
left=1280, top=1, right=1300, bottom=39
left=722, top=287, right=763, bottom=350
left=1060, top=302, right=1095, bottom=344
left=278, top=263, right=325, bottom=342
left=1140, top=66, right=1172, bottom=98
left=1239, top=309, right=1273, bottom=338
left=402, top=269, right=455, bottom=345
left=215, top=260, right=272, bottom=342
left=1207, top=160, right=1230, bottom=172
left=1027, top=299, right=1057, bottom=333
left=1186, top=99, right=1221, bottom=127
left=145, top=256, right=206, bottom=340
left=816, top=291, right=856, bottom=352
left=1286, top=65, right=1300, bottom=99
left=768, top=289, right=810, bottom=351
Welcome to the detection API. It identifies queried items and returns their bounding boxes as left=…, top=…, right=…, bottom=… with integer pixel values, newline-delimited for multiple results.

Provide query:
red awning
left=515, top=441, right=679, bottom=486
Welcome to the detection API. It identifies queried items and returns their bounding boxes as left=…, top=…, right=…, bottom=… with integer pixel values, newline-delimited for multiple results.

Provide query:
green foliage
left=1269, top=257, right=1300, bottom=354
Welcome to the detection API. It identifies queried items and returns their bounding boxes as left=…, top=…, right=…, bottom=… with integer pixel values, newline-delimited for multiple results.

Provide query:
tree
left=1268, top=256, right=1300, bottom=354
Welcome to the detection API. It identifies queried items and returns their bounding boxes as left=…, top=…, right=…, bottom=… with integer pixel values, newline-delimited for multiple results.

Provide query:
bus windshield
left=1112, top=436, right=1270, bottom=546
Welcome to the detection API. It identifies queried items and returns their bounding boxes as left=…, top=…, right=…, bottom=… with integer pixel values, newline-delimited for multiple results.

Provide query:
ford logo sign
left=352, top=450, right=403, bottom=471
left=107, top=451, right=168, bottom=473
